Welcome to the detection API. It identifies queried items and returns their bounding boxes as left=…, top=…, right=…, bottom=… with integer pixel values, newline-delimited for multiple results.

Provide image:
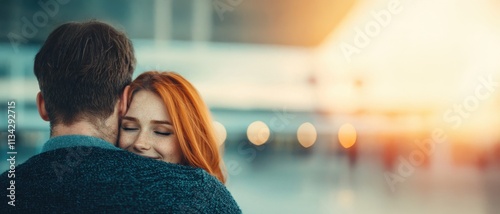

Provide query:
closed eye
left=122, top=127, right=138, bottom=131
left=155, top=131, right=171, bottom=136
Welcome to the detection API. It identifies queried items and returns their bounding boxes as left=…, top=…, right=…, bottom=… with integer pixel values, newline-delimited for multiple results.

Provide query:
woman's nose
left=133, top=134, right=152, bottom=151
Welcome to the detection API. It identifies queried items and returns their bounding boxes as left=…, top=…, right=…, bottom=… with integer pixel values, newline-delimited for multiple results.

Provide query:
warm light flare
left=338, top=123, right=357, bottom=149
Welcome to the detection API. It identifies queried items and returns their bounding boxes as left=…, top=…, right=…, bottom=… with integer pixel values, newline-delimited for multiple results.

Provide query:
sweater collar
left=42, top=135, right=121, bottom=153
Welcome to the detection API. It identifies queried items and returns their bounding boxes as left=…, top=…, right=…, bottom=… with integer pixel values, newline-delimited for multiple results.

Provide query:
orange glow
left=338, top=123, right=357, bottom=149
left=247, top=121, right=270, bottom=146
left=297, top=122, right=317, bottom=148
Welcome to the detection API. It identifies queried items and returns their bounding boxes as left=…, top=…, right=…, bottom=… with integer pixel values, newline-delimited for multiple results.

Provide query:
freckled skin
left=119, top=90, right=182, bottom=163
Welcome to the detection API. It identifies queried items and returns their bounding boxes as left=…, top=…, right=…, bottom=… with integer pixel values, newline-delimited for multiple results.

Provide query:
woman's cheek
left=119, top=132, right=134, bottom=149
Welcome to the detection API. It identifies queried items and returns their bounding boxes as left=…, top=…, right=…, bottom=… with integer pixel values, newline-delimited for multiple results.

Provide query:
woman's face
left=118, top=90, right=182, bottom=163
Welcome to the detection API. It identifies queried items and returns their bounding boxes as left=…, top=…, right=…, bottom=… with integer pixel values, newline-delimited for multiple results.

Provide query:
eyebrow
left=152, top=120, right=172, bottom=125
left=122, top=116, right=138, bottom=122
left=122, top=116, right=172, bottom=125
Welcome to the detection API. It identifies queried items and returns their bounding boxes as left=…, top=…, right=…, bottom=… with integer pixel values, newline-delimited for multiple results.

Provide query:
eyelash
left=122, top=126, right=171, bottom=136
left=155, top=131, right=172, bottom=136
left=122, top=127, right=138, bottom=131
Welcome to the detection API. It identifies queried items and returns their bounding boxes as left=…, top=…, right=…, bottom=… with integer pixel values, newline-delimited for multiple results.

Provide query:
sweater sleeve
left=201, top=173, right=242, bottom=214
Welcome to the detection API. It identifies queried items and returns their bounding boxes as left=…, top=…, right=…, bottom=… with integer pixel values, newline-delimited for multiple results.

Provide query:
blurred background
left=1, top=0, right=500, bottom=213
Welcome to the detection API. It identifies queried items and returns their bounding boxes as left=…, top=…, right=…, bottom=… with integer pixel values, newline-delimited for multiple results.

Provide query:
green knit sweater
left=0, top=135, right=241, bottom=213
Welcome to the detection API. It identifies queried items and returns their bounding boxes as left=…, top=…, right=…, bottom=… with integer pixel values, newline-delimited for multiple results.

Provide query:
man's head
left=34, top=20, right=135, bottom=141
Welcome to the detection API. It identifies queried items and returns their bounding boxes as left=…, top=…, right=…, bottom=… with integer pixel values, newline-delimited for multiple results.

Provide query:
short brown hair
left=34, top=20, right=135, bottom=127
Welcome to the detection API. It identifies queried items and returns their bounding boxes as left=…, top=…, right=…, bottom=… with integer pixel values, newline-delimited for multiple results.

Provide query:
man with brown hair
left=1, top=20, right=240, bottom=213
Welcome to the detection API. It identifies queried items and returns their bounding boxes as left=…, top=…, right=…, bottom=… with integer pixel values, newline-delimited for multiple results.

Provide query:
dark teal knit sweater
left=0, top=135, right=241, bottom=213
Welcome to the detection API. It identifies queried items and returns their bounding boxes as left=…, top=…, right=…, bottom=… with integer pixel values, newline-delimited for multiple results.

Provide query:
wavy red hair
left=127, top=71, right=225, bottom=183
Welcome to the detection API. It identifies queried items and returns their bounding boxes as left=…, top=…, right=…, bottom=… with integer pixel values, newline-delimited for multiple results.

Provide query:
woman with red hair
left=118, top=71, right=226, bottom=184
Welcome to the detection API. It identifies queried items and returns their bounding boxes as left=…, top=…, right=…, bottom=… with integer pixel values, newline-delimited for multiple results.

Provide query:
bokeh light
left=338, top=123, right=357, bottom=149
left=213, top=121, right=227, bottom=146
left=297, top=122, right=317, bottom=148
left=247, top=121, right=270, bottom=146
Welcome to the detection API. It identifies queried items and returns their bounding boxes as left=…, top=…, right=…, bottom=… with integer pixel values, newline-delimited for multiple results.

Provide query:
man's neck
left=51, top=121, right=117, bottom=145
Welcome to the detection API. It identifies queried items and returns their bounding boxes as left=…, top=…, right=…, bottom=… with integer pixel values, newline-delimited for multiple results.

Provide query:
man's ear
left=36, top=92, right=50, bottom=121
left=119, top=85, right=131, bottom=116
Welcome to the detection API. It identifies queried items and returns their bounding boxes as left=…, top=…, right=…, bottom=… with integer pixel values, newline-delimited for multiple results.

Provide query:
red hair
left=128, top=71, right=226, bottom=183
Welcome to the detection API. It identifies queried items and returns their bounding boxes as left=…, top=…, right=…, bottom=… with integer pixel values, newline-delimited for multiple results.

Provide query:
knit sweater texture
left=1, top=135, right=241, bottom=213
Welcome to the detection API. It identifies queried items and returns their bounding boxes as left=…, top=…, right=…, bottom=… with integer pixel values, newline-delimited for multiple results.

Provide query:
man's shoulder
left=3, top=146, right=207, bottom=183
left=0, top=146, right=241, bottom=213
left=30, top=146, right=205, bottom=174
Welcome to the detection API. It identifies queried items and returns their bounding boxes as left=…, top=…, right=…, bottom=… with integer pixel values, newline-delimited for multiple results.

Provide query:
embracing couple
left=1, top=21, right=241, bottom=213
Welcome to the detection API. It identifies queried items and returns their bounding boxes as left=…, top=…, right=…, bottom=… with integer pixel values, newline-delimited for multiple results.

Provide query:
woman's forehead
left=127, top=90, right=171, bottom=122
